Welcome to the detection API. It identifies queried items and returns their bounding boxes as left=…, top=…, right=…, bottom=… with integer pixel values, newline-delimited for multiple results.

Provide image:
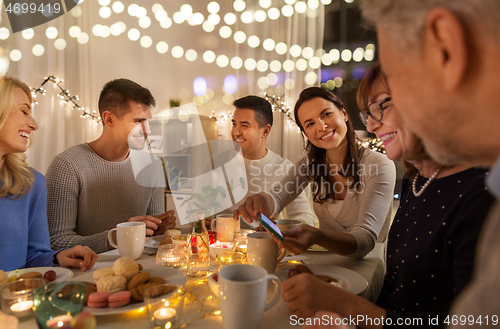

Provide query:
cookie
left=19, top=271, right=43, bottom=279
left=144, top=285, right=176, bottom=298
left=148, top=277, right=167, bottom=285
left=96, top=275, right=127, bottom=293
left=87, top=291, right=110, bottom=308
left=83, top=282, right=97, bottom=305
left=138, top=264, right=143, bottom=271
left=127, top=272, right=150, bottom=290
left=129, top=288, right=143, bottom=302
left=112, top=258, right=139, bottom=281
left=0, top=270, right=7, bottom=285
left=295, top=265, right=312, bottom=274
left=108, top=291, right=131, bottom=308
left=92, top=267, right=114, bottom=283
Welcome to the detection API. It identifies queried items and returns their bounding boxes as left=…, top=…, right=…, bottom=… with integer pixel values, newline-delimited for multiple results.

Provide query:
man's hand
left=128, top=215, right=162, bottom=239
left=277, top=225, right=321, bottom=255
left=234, top=192, right=274, bottom=224
left=56, top=245, right=98, bottom=271
left=154, top=210, right=176, bottom=235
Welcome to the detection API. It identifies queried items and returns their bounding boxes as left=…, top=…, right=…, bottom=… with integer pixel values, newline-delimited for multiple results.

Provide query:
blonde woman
left=0, top=77, right=97, bottom=271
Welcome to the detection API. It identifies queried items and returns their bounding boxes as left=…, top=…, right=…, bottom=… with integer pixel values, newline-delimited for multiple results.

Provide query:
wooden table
left=19, top=243, right=385, bottom=329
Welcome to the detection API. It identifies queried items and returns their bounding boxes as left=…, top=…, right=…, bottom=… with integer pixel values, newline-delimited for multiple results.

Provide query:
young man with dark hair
left=46, top=78, right=176, bottom=254
left=230, top=95, right=316, bottom=229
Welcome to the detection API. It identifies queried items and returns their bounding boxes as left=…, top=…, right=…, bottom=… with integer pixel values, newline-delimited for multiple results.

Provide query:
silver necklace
left=412, top=167, right=442, bottom=197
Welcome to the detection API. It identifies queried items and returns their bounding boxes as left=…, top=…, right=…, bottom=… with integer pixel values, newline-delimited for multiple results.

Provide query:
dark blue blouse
left=379, top=168, right=495, bottom=328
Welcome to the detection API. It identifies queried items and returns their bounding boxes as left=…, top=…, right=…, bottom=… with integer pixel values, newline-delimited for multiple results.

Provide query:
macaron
left=87, top=291, right=110, bottom=308
left=108, top=291, right=131, bottom=308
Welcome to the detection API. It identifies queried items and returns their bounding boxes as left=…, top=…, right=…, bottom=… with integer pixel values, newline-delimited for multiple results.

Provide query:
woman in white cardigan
left=235, top=87, right=395, bottom=258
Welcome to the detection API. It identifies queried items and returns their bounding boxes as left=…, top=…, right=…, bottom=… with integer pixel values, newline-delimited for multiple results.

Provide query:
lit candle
left=153, top=307, right=177, bottom=327
left=10, top=300, right=33, bottom=313
left=46, top=315, right=73, bottom=328
left=154, top=307, right=176, bottom=320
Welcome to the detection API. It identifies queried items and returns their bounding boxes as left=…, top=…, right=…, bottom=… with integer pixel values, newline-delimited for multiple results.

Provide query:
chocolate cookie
left=127, top=272, right=151, bottom=290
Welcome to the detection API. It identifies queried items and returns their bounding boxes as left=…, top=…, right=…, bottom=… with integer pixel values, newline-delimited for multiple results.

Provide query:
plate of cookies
left=274, top=264, right=368, bottom=295
left=75, top=257, right=187, bottom=315
left=6, top=267, right=74, bottom=283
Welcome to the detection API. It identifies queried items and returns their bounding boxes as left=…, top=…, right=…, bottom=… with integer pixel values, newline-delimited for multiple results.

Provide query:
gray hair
left=360, top=0, right=500, bottom=52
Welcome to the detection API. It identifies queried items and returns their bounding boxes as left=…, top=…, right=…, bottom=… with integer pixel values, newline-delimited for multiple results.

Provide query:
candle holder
left=232, top=229, right=254, bottom=254
left=144, top=284, right=185, bottom=329
left=215, top=251, right=247, bottom=270
left=32, top=281, right=86, bottom=329
left=0, top=278, right=45, bottom=319
left=156, top=244, right=185, bottom=268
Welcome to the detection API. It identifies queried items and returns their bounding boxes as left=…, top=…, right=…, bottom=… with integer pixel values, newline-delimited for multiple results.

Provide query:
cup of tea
left=247, top=232, right=286, bottom=274
left=211, top=213, right=240, bottom=242
left=219, top=264, right=281, bottom=329
left=107, top=222, right=146, bottom=260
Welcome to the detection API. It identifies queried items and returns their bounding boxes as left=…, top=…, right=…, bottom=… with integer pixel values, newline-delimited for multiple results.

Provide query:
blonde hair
left=0, top=77, right=35, bottom=199
left=360, top=0, right=500, bottom=52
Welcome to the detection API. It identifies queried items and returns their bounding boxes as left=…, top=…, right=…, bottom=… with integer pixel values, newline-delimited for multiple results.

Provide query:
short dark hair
left=98, top=78, right=156, bottom=121
left=233, top=95, right=273, bottom=128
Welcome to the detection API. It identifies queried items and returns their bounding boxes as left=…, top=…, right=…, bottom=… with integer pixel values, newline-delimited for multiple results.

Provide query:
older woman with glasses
left=279, top=63, right=495, bottom=328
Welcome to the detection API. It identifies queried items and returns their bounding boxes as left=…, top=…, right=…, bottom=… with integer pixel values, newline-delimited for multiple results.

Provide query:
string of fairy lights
left=31, top=76, right=102, bottom=124
left=28, top=76, right=384, bottom=154
left=265, top=93, right=300, bottom=133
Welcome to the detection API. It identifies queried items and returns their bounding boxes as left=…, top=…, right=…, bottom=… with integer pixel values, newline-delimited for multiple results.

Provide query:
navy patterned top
left=379, top=168, right=495, bottom=328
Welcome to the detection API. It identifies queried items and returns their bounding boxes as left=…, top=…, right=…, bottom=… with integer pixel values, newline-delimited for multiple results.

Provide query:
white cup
left=219, top=264, right=281, bottom=329
left=107, top=222, right=146, bottom=260
left=211, top=213, right=240, bottom=242
left=276, top=219, right=301, bottom=232
left=247, top=232, right=286, bottom=274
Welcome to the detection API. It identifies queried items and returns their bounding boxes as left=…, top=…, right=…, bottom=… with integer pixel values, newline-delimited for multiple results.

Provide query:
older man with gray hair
left=360, top=0, right=500, bottom=327
left=300, top=1, right=500, bottom=328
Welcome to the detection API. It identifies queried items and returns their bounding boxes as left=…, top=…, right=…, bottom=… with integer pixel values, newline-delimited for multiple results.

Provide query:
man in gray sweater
left=46, top=79, right=176, bottom=254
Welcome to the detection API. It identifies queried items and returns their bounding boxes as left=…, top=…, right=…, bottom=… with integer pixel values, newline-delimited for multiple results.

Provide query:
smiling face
left=365, top=79, right=419, bottom=162
left=231, top=108, right=269, bottom=159
left=0, top=88, right=38, bottom=159
left=114, top=100, right=152, bottom=150
left=297, top=97, right=348, bottom=153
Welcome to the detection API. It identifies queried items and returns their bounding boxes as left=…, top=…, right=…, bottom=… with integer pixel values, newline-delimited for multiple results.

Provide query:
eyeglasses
left=359, top=97, right=392, bottom=126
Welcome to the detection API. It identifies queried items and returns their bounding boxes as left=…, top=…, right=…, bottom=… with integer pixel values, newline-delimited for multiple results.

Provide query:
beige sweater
left=269, top=148, right=396, bottom=258
left=46, top=144, right=164, bottom=254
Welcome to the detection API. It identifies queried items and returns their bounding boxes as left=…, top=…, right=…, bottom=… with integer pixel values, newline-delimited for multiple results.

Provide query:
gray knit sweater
left=46, top=144, right=164, bottom=254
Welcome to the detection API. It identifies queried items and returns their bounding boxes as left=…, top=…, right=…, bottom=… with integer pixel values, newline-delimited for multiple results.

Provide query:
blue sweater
left=0, top=169, right=59, bottom=271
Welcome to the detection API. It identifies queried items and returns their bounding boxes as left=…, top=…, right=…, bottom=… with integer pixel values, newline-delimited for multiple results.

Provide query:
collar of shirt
left=487, top=154, right=500, bottom=199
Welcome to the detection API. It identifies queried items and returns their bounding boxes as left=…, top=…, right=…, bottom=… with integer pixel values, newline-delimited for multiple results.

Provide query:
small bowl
left=208, top=272, right=220, bottom=297
left=209, top=241, right=234, bottom=258
left=166, top=229, right=181, bottom=238
left=172, top=234, right=189, bottom=247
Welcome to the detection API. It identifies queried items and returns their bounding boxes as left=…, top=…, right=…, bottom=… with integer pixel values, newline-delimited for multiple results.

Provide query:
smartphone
left=258, top=213, right=284, bottom=241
